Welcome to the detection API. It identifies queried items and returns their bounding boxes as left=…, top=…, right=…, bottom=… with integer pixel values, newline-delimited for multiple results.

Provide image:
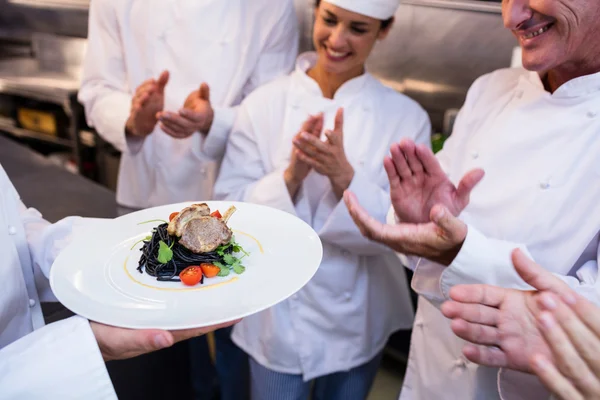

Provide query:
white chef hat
left=323, top=0, right=400, bottom=20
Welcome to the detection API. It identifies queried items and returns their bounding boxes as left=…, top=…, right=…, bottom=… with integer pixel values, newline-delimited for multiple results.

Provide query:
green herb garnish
left=157, top=240, right=174, bottom=264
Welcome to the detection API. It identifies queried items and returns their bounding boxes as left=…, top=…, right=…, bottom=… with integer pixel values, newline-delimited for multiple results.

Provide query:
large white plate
left=50, top=201, right=323, bottom=330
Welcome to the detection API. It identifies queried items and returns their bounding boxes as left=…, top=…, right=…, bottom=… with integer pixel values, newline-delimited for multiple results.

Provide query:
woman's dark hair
left=315, top=0, right=394, bottom=30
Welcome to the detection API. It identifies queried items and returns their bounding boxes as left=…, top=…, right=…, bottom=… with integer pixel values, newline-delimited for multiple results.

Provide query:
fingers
left=535, top=309, right=600, bottom=397
left=565, top=294, right=600, bottom=340
left=170, top=319, right=240, bottom=343
left=158, top=112, right=196, bottom=131
left=179, top=108, right=207, bottom=123
left=448, top=284, right=506, bottom=308
left=325, top=128, right=344, bottom=147
left=450, top=318, right=500, bottom=346
left=333, top=108, right=344, bottom=135
left=384, top=156, right=402, bottom=193
left=294, top=132, right=328, bottom=157
left=430, top=205, right=468, bottom=244
left=441, top=301, right=500, bottom=326
left=157, top=70, right=170, bottom=92
left=530, top=354, right=585, bottom=400
left=398, top=139, right=424, bottom=175
left=537, top=293, right=600, bottom=377
left=133, top=91, right=151, bottom=108
left=313, top=113, right=324, bottom=136
left=296, top=150, right=321, bottom=170
left=90, top=322, right=174, bottom=362
left=159, top=119, right=194, bottom=139
left=300, top=113, right=324, bottom=137
left=415, top=143, right=445, bottom=177
left=512, top=249, right=572, bottom=296
left=300, top=115, right=319, bottom=134
left=456, top=169, right=485, bottom=207
left=463, top=344, right=508, bottom=368
left=199, top=82, right=210, bottom=101
left=390, top=142, right=412, bottom=180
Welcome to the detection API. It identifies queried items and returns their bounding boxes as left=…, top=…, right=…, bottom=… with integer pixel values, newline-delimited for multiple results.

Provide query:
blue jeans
left=190, top=326, right=250, bottom=400
left=249, top=352, right=383, bottom=400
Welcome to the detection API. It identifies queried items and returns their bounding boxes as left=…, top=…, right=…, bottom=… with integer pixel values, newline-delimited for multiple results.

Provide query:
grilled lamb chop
left=167, top=203, right=210, bottom=236
left=178, top=216, right=233, bottom=253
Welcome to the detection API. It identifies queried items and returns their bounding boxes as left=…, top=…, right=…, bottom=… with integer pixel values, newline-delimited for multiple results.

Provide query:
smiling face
left=312, top=2, right=392, bottom=78
left=503, top=0, right=600, bottom=74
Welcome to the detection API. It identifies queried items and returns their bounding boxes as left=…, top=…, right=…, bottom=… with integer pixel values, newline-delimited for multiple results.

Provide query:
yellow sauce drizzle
left=123, top=229, right=263, bottom=292
left=233, top=230, right=264, bottom=254
left=123, top=257, right=239, bottom=292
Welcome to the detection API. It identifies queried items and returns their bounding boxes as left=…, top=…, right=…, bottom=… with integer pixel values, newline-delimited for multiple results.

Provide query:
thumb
left=91, top=322, right=174, bottom=362
left=199, top=82, right=210, bottom=102
left=512, top=249, right=571, bottom=294
left=157, top=70, right=170, bottom=92
left=430, top=204, right=467, bottom=242
left=456, top=169, right=485, bottom=208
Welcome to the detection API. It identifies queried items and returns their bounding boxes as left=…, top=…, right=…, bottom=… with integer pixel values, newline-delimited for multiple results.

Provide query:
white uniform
left=397, top=68, right=600, bottom=400
left=78, top=0, right=299, bottom=208
left=214, top=52, right=431, bottom=380
left=0, top=165, right=115, bottom=399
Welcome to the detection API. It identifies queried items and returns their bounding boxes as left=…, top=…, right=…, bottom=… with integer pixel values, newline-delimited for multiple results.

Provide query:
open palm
left=386, top=139, right=484, bottom=223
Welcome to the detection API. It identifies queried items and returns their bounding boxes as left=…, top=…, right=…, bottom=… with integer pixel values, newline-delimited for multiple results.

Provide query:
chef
left=77, top=1, right=299, bottom=398
left=214, top=0, right=430, bottom=398
left=0, top=163, right=234, bottom=399
left=78, top=0, right=299, bottom=208
left=344, top=0, right=600, bottom=398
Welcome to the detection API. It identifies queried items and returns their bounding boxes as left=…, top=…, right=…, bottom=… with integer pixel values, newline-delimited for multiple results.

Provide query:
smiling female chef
left=213, top=1, right=431, bottom=398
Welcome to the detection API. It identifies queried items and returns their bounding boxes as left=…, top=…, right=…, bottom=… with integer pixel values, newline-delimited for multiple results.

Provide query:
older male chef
left=0, top=164, right=233, bottom=399
left=344, top=0, right=600, bottom=398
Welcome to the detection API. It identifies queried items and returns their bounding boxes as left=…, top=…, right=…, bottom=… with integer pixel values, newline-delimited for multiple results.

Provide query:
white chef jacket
left=0, top=165, right=115, bottom=399
left=214, top=52, right=431, bottom=380
left=396, top=68, right=600, bottom=400
left=78, top=0, right=299, bottom=209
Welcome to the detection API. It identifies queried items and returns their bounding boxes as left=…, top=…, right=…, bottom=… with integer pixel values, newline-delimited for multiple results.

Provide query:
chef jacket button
left=8, top=225, right=17, bottom=235
left=471, top=151, right=479, bottom=159
left=415, top=321, right=424, bottom=328
left=29, top=299, right=36, bottom=307
left=539, top=181, right=550, bottom=189
left=342, top=250, right=350, bottom=257
left=587, top=111, right=597, bottom=118
left=344, top=292, right=352, bottom=301
left=454, top=358, right=467, bottom=368
left=515, top=90, right=524, bottom=99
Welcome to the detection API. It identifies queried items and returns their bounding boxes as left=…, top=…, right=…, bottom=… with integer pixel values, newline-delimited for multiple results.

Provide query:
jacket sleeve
left=318, top=106, right=432, bottom=256
left=18, top=200, right=111, bottom=302
left=78, top=0, right=143, bottom=154
left=213, top=101, right=296, bottom=216
left=200, top=0, right=299, bottom=161
left=416, top=228, right=600, bottom=303
left=0, top=316, right=116, bottom=400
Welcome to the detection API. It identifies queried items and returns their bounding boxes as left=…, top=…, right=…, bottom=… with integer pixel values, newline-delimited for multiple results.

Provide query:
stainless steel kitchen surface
left=0, top=1, right=515, bottom=398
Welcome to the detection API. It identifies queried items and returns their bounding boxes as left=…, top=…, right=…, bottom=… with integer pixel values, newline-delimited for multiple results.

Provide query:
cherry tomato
left=201, top=263, right=220, bottom=278
left=210, top=210, right=222, bottom=219
left=169, top=212, right=179, bottom=221
left=179, top=266, right=203, bottom=286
